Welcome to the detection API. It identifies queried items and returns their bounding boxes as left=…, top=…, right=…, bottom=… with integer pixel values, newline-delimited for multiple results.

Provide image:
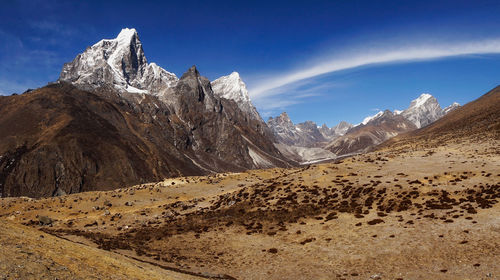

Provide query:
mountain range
left=268, top=92, right=461, bottom=158
left=0, top=28, right=292, bottom=198
left=0, top=28, right=471, bottom=198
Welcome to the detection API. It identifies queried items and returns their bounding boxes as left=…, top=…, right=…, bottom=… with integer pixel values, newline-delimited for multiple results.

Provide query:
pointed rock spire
left=59, top=28, right=177, bottom=95
left=211, top=71, right=261, bottom=121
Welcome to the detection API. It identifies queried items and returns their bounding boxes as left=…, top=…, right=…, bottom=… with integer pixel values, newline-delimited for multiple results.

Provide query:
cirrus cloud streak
left=249, top=39, right=500, bottom=99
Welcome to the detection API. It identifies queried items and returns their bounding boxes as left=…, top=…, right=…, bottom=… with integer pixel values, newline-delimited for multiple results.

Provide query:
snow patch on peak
left=443, top=102, right=461, bottom=114
left=362, top=111, right=384, bottom=125
left=59, top=28, right=178, bottom=97
left=212, top=72, right=250, bottom=102
left=116, top=28, right=137, bottom=40
left=402, top=93, right=443, bottom=128
left=123, top=85, right=148, bottom=94
left=229, top=71, right=240, bottom=78
left=411, top=93, right=433, bottom=108
left=212, top=72, right=261, bottom=121
left=394, top=109, right=403, bottom=115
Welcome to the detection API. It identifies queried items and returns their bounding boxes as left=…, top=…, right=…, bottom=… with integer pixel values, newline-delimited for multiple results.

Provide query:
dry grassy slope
left=0, top=219, right=203, bottom=280
left=379, top=85, right=500, bottom=152
left=1, top=139, right=499, bottom=279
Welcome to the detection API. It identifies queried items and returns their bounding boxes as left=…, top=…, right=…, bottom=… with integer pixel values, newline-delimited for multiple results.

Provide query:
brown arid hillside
left=0, top=70, right=292, bottom=198
left=0, top=82, right=200, bottom=198
left=1, top=136, right=499, bottom=279
left=379, top=85, right=500, bottom=152
left=0, top=219, right=205, bottom=280
left=1, top=80, right=498, bottom=279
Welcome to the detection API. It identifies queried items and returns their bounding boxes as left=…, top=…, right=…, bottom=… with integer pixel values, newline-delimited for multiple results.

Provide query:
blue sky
left=2, top=0, right=500, bottom=126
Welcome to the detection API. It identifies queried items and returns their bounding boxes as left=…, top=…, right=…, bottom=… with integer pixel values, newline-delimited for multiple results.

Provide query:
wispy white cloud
left=252, top=78, right=350, bottom=117
left=249, top=39, right=500, bottom=100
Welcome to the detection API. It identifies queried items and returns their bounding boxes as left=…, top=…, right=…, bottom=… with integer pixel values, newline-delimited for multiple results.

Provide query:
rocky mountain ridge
left=325, top=94, right=460, bottom=155
left=268, top=93, right=459, bottom=157
left=267, top=113, right=352, bottom=147
left=325, top=110, right=417, bottom=155
left=0, top=29, right=292, bottom=198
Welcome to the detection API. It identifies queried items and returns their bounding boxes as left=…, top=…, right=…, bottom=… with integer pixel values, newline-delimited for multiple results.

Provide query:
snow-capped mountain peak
left=362, top=111, right=384, bottom=125
left=116, top=27, right=137, bottom=41
left=211, top=72, right=261, bottom=120
left=59, top=28, right=178, bottom=96
left=411, top=93, right=433, bottom=108
left=318, top=121, right=353, bottom=138
left=401, top=93, right=443, bottom=128
left=106, top=28, right=143, bottom=77
left=212, top=71, right=250, bottom=103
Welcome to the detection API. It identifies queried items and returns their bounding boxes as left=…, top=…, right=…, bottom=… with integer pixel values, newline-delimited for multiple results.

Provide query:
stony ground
left=0, top=219, right=203, bottom=280
left=1, top=140, right=499, bottom=279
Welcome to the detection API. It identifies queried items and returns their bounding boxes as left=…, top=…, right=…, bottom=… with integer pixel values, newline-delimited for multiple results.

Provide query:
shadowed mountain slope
left=0, top=74, right=291, bottom=198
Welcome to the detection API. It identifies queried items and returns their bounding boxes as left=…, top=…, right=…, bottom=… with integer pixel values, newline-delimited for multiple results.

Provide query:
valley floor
left=1, top=139, right=499, bottom=279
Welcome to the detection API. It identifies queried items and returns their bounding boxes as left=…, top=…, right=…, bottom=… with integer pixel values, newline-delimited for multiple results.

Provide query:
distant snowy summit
left=269, top=93, right=460, bottom=158
left=322, top=93, right=461, bottom=156
left=360, top=93, right=460, bottom=129
left=401, top=93, right=444, bottom=128
left=59, top=28, right=260, bottom=120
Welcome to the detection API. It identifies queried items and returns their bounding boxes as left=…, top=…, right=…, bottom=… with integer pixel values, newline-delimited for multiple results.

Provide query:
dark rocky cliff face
left=0, top=83, right=189, bottom=197
left=0, top=72, right=291, bottom=198
left=0, top=28, right=294, bottom=198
